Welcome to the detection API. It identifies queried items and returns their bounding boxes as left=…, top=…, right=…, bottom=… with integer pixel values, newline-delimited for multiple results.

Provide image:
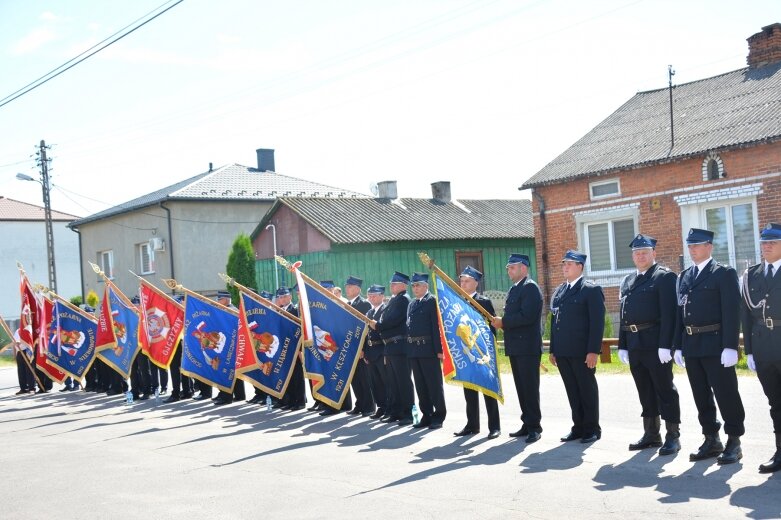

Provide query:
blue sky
left=0, top=0, right=777, bottom=217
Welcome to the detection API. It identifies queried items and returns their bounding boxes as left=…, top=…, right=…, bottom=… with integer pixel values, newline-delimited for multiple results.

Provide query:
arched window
left=702, top=152, right=725, bottom=181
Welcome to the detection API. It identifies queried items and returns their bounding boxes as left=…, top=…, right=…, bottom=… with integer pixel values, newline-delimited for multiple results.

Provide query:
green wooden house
left=250, top=181, right=534, bottom=299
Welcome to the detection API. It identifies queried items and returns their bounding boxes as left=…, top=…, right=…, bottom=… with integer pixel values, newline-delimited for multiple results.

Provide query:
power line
left=0, top=0, right=185, bottom=109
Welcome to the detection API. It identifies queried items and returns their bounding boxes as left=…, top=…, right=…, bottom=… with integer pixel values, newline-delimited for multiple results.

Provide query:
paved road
left=1, top=367, right=780, bottom=519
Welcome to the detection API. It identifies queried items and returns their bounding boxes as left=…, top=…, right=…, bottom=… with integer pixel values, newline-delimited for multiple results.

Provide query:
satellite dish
left=369, top=182, right=378, bottom=196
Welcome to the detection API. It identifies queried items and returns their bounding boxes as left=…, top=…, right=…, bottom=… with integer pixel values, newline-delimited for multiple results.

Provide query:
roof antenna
left=668, top=65, right=676, bottom=150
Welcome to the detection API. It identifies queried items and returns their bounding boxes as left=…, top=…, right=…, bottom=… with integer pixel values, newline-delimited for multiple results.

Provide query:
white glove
left=658, top=348, right=672, bottom=364
left=721, top=348, right=738, bottom=368
left=618, top=349, right=629, bottom=365
left=747, top=353, right=756, bottom=372
left=673, top=350, right=685, bottom=368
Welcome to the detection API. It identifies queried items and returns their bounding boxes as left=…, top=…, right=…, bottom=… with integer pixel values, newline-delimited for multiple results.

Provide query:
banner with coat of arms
left=96, top=285, right=142, bottom=379
left=0, top=316, right=15, bottom=354
left=138, top=280, right=184, bottom=369
left=181, top=293, right=239, bottom=394
left=236, top=290, right=302, bottom=398
left=45, top=297, right=98, bottom=380
left=37, top=294, right=67, bottom=384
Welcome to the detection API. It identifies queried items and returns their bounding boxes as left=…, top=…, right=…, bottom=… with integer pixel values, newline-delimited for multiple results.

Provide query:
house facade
left=521, top=23, right=781, bottom=314
left=69, top=149, right=363, bottom=299
left=251, top=181, right=535, bottom=303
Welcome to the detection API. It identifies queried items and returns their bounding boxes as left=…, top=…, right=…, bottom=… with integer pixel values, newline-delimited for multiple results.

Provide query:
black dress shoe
left=273, top=401, right=286, bottom=409
left=308, top=403, right=321, bottom=411
left=488, top=430, right=501, bottom=440
left=560, top=431, right=582, bottom=442
left=15, top=389, right=29, bottom=396
left=247, top=395, right=262, bottom=404
left=361, top=410, right=375, bottom=417
left=580, top=432, right=601, bottom=444
left=347, top=408, right=362, bottom=415
left=319, top=409, right=339, bottom=416
left=428, top=422, right=443, bottom=430
left=759, top=453, right=781, bottom=473
left=138, top=393, right=151, bottom=401
left=689, top=434, right=724, bottom=461
left=163, top=395, right=180, bottom=403
left=717, top=436, right=742, bottom=465
left=525, top=431, right=541, bottom=443
left=397, top=418, right=413, bottom=426
left=380, top=415, right=399, bottom=423
left=370, top=409, right=385, bottom=420
left=193, top=394, right=208, bottom=401
left=59, top=386, right=72, bottom=392
left=413, top=417, right=432, bottom=429
left=181, top=392, right=194, bottom=399
left=509, top=427, right=528, bottom=438
left=454, top=427, right=479, bottom=437
left=213, top=397, right=232, bottom=406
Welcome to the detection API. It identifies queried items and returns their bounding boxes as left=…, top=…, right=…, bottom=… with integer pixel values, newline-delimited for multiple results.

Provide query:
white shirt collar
left=767, top=259, right=781, bottom=275
left=566, top=275, right=583, bottom=288
left=694, top=257, right=712, bottom=273
left=637, top=262, right=656, bottom=276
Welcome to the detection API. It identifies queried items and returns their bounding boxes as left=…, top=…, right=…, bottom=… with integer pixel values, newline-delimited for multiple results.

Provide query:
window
left=589, top=179, right=620, bottom=200
left=138, top=242, right=154, bottom=274
left=583, top=218, right=635, bottom=273
left=703, top=201, right=758, bottom=272
left=701, top=152, right=725, bottom=180
left=455, top=251, right=484, bottom=292
left=99, top=250, right=114, bottom=279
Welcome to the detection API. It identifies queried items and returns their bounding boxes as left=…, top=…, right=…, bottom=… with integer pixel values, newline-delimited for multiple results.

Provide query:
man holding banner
left=455, top=266, right=501, bottom=439
left=345, top=276, right=374, bottom=417
left=365, top=285, right=389, bottom=419
left=407, top=273, right=447, bottom=429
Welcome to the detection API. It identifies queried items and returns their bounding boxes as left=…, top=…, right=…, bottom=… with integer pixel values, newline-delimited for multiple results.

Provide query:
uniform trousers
left=463, top=387, right=500, bottom=432
left=757, top=359, right=781, bottom=433
left=350, top=360, right=374, bottom=413
left=409, top=357, right=446, bottom=423
left=628, top=349, right=680, bottom=422
left=557, top=355, right=600, bottom=435
left=367, top=357, right=389, bottom=413
left=685, top=355, right=745, bottom=436
left=16, top=351, right=35, bottom=391
left=169, top=345, right=193, bottom=397
left=386, top=353, right=413, bottom=419
left=508, top=354, right=542, bottom=432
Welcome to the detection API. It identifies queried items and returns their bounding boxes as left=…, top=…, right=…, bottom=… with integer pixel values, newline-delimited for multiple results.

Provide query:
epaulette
left=656, top=265, right=671, bottom=273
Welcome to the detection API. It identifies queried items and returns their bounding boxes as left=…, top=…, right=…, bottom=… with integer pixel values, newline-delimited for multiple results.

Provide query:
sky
left=0, top=0, right=777, bottom=218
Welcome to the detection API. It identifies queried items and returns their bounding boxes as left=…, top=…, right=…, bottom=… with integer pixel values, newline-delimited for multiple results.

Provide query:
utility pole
left=668, top=65, right=676, bottom=149
left=37, top=140, right=57, bottom=293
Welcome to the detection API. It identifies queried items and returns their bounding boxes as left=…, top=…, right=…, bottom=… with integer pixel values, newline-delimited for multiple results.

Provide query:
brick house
left=521, top=23, right=781, bottom=317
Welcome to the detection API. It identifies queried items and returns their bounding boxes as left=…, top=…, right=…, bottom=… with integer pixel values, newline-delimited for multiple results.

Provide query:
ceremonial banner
left=37, top=294, right=66, bottom=384
left=96, top=285, right=141, bottom=379
left=431, top=271, right=503, bottom=402
left=45, top=297, right=98, bottom=380
left=0, top=316, right=14, bottom=354
left=275, top=256, right=369, bottom=408
left=18, top=271, right=38, bottom=351
left=138, top=280, right=184, bottom=369
left=236, top=290, right=302, bottom=398
left=181, top=293, right=239, bottom=394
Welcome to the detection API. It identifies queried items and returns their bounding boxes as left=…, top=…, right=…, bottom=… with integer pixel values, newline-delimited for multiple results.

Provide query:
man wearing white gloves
left=674, top=228, right=745, bottom=465
left=617, top=234, right=681, bottom=455
left=740, top=223, right=781, bottom=473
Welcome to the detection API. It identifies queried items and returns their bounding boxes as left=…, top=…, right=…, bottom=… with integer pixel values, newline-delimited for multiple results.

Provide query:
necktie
left=693, top=266, right=699, bottom=279
left=768, top=263, right=775, bottom=281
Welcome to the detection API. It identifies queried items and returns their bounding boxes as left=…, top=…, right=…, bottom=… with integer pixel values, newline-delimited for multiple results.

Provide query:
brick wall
left=532, top=140, right=781, bottom=314
left=748, top=23, right=781, bottom=68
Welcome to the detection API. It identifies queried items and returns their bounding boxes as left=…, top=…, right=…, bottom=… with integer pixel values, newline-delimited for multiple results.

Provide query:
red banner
left=36, top=295, right=66, bottom=384
left=18, top=272, right=38, bottom=351
left=96, top=286, right=116, bottom=351
left=139, top=281, right=184, bottom=368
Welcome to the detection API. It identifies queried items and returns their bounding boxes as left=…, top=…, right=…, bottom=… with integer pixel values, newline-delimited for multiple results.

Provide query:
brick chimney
left=376, top=181, right=398, bottom=199
left=431, top=181, right=451, bottom=203
left=256, top=148, right=275, bottom=172
left=747, top=23, right=781, bottom=68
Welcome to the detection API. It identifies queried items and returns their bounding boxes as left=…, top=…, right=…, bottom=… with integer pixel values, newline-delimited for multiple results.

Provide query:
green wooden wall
left=255, top=238, right=535, bottom=294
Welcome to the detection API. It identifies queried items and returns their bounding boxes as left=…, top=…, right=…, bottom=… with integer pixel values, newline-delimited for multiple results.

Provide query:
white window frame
left=575, top=206, right=638, bottom=285
left=99, top=250, right=114, bottom=280
left=138, top=242, right=154, bottom=275
left=698, top=197, right=759, bottom=270
left=589, top=178, right=621, bottom=200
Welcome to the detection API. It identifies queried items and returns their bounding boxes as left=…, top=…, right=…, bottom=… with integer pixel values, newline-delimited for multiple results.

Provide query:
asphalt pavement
left=1, top=366, right=780, bottom=519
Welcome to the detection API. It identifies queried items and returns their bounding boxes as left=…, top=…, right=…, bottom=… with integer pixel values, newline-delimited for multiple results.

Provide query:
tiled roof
left=70, top=164, right=366, bottom=227
left=0, top=196, right=79, bottom=221
left=257, top=197, right=533, bottom=244
left=522, top=61, right=781, bottom=188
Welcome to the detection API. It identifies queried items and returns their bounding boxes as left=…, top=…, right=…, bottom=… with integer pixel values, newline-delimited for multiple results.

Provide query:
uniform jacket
left=550, top=278, right=605, bottom=357
left=349, top=295, right=372, bottom=315
left=740, top=262, right=781, bottom=363
left=471, top=293, right=496, bottom=336
left=405, top=292, right=443, bottom=358
left=618, top=263, right=678, bottom=351
left=283, top=303, right=299, bottom=318
left=501, top=277, right=543, bottom=356
left=673, top=259, right=740, bottom=357
left=365, top=303, right=386, bottom=361
left=376, top=291, right=410, bottom=356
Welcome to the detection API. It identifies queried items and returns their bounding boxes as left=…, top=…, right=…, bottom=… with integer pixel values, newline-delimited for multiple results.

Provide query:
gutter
left=159, top=201, right=175, bottom=288
left=532, top=190, right=551, bottom=307
left=71, top=226, right=85, bottom=302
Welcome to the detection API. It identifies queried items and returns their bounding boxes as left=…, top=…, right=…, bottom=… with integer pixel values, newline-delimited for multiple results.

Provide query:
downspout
left=532, top=190, right=550, bottom=306
left=159, top=201, right=175, bottom=290
left=71, top=226, right=85, bottom=301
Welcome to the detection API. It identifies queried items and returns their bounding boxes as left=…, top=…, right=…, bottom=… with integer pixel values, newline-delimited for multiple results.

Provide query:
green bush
left=226, top=233, right=256, bottom=304
left=70, top=295, right=83, bottom=306
left=542, top=311, right=614, bottom=340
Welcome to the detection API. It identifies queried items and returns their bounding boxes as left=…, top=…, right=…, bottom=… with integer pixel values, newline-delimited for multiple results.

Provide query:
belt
left=620, top=322, right=657, bottom=333
left=757, top=318, right=781, bottom=330
left=684, top=323, right=721, bottom=335
left=407, top=336, right=432, bottom=345
left=367, top=340, right=384, bottom=347
left=382, top=335, right=405, bottom=345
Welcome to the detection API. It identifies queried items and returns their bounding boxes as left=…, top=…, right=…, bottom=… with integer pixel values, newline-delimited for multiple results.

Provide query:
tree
left=226, top=233, right=256, bottom=304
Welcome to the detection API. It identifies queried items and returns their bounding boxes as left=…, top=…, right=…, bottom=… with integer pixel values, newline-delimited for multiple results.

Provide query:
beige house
left=69, top=149, right=363, bottom=299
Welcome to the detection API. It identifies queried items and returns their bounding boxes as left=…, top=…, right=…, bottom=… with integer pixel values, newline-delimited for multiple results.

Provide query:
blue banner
left=97, top=286, right=141, bottom=379
left=46, top=299, right=98, bottom=380
left=433, top=273, right=503, bottom=402
left=237, top=292, right=302, bottom=399
left=182, top=294, right=239, bottom=394
left=301, top=282, right=368, bottom=408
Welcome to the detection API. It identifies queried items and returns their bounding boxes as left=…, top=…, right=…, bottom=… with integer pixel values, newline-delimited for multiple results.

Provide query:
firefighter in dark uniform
left=345, top=276, right=374, bottom=416
left=741, top=222, right=781, bottom=473
left=617, top=234, right=681, bottom=455
left=365, top=284, right=389, bottom=419
left=369, top=272, right=413, bottom=425
left=492, top=255, right=544, bottom=443
left=674, top=228, right=745, bottom=464
left=276, top=286, right=306, bottom=410
left=550, top=250, right=605, bottom=444
left=248, top=290, right=274, bottom=405
left=406, top=272, right=446, bottom=429
left=455, top=265, right=501, bottom=439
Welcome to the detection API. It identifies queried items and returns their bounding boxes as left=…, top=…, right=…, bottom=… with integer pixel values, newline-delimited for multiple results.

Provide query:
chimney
left=747, top=23, right=781, bottom=69
left=376, top=180, right=397, bottom=199
left=256, top=148, right=275, bottom=172
left=431, top=181, right=451, bottom=203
